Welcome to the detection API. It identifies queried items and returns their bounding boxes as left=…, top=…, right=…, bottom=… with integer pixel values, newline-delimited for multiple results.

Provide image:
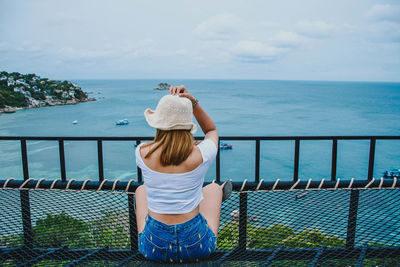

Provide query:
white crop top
left=135, top=139, right=217, bottom=214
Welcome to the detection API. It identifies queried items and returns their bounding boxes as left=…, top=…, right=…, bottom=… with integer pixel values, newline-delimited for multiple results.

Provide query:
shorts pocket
left=139, top=232, right=168, bottom=262
left=184, top=228, right=216, bottom=262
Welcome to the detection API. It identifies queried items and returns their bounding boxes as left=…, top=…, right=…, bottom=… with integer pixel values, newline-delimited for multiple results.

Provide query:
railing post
left=346, top=190, right=359, bottom=248
left=97, top=139, right=104, bottom=182
left=128, top=194, right=138, bottom=251
left=293, top=139, right=300, bottom=181
left=238, top=192, right=247, bottom=251
left=136, top=140, right=142, bottom=182
left=255, top=139, right=260, bottom=183
left=58, top=139, right=67, bottom=182
left=331, top=139, right=338, bottom=181
left=216, top=138, right=220, bottom=182
left=21, top=139, right=29, bottom=180
left=20, top=139, right=33, bottom=248
left=367, top=139, right=376, bottom=181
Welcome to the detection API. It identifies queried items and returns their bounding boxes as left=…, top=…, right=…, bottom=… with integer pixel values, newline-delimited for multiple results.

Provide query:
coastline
left=0, top=97, right=96, bottom=114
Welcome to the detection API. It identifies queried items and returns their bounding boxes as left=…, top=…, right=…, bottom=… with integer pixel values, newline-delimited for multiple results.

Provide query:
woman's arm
left=170, top=85, right=218, bottom=147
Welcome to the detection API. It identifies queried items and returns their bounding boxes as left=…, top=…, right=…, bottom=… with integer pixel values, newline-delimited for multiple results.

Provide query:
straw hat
left=144, top=95, right=197, bottom=134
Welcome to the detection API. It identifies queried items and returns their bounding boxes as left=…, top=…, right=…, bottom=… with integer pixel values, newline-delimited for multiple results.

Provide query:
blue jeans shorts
left=138, top=213, right=217, bottom=263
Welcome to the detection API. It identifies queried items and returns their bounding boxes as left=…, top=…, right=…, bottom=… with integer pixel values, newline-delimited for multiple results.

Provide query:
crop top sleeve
left=197, top=139, right=218, bottom=165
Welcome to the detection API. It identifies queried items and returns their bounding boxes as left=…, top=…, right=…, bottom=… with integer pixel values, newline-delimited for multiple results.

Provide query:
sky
left=0, top=0, right=399, bottom=81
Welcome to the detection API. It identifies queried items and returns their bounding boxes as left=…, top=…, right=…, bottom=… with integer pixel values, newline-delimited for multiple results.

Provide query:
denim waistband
left=146, top=213, right=204, bottom=234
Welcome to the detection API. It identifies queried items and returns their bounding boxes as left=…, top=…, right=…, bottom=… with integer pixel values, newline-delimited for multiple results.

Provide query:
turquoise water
left=0, top=79, right=399, bottom=182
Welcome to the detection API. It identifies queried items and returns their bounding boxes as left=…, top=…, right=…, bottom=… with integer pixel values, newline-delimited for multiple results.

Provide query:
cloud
left=365, top=5, right=400, bottom=43
left=230, top=41, right=284, bottom=63
left=0, top=41, right=42, bottom=53
left=193, top=13, right=243, bottom=41
left=270, top=31, right=308, bottom=48
left=367, top=4, right=400, bottom=23
left=57, top=39, right=190, bottom=62
left=365, top=22, right=400, bottom=43
left=229, top=32, right=309, bottom=64
left=295, top=21, right=337, bottom=38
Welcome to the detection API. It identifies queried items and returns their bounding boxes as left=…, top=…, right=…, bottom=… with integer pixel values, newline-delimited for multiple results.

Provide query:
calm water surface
left=0, top=79, right=399, bottom=182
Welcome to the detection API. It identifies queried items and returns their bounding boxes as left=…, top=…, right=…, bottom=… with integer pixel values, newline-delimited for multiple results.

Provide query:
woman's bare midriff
left=149, top=206, right=200, bottom=225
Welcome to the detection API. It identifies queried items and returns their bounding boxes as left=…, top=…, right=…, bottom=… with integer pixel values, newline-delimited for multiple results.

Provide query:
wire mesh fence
left=1, top=181, right=400, bottom=266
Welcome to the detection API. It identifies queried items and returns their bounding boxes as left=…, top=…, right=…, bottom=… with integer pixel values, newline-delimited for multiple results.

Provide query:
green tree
left=90, top=210, right=130, bottom=249
left=74, top=89, right=87, bottom=100
left=33, top=211, right=92, bottom=248
left=0, top=90, right=26, bottom=107
left=248, top=224, right=295, bottom=249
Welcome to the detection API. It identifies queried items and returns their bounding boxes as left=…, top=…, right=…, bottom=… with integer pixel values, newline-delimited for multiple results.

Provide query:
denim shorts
left=138, top=213, right=217, bottom=263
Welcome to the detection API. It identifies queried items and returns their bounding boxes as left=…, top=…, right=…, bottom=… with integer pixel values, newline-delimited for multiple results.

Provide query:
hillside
left=0, top=71, right=94, bottom=113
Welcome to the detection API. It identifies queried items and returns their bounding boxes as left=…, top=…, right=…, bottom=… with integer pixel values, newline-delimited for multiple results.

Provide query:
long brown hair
left=143, top=129, right=194, bottom=166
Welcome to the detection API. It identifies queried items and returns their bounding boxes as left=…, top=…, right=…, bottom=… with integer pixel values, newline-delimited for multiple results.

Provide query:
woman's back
left=136, top=139, right=217, bottom=224
left=139, top=143, right=203, bottom=174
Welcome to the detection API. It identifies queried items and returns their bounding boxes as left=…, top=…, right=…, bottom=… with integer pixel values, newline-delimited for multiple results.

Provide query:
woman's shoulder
left=196, top=139, right=218, bottom=162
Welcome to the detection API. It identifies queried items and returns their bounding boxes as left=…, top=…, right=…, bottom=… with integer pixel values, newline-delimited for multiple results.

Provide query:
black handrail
left=1, top=178, right=399, bottom=192
left=1, top=135, right=399, bottom=183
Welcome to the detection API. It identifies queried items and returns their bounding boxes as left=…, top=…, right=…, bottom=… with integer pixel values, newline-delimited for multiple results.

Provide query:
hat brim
left=144, top=108, right=197, bottom=134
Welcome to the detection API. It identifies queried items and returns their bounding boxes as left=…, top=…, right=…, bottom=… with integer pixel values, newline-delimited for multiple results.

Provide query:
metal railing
left=1, top=178, right=400, bottom=265
left=1, top=135, right=400, bottom=183
left=1, top=135, right=400, bottom=265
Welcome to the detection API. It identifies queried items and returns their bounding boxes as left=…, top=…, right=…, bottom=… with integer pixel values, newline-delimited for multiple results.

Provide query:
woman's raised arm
left=170, top=85, right=218, bottom=147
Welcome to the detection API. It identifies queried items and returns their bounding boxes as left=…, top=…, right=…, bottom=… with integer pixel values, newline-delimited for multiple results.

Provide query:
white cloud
left=193, top=13, right=243, bottom=41
left=364, top=5, right=400, bottom=43
left=367, top=4, right=400, bottom=23
left=57, top=39, right=190, bottom=61
left=270, top=31, right=308, bottom=48
left=295, top=21, right=337, bottom=38
left=231, top=41, right=284, bottom=63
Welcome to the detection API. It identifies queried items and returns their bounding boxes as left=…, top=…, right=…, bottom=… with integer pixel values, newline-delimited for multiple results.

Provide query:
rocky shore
left=0, top=97, right=96, bottom=114
left=0, top=71, right=95, bottom=114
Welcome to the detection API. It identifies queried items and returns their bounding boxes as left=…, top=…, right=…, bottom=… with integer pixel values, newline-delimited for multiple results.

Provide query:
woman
left=135, top=85, right=232, bottom=263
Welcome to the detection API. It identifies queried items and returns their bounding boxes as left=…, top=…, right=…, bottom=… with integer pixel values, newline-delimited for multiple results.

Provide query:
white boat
left=115, top=119, right=129, bottom=125
left=72, top=120, right=78, bottom=124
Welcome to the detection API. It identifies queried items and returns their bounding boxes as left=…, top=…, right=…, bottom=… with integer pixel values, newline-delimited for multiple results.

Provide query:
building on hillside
left=16, top=79, right=27, bottom=85
left=7, top=78, right=15, bottom=86
left=61, top=92, right=69, bottom=99
left=13, top=87, right=25, bottom=93
left=23, top=91, right=31, bottom=97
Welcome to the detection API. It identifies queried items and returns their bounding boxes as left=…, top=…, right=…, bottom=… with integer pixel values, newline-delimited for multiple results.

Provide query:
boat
left=383, top=168, right=400, bottom=178
left=3, top=107, right=16, bottom=113
left=220, top=141, right=233, bottom=149
left=115, top=119, right=129, bottom=125
left=72, top=120, right=78, bottom=125
left=154, top=82, right=171, bottom=90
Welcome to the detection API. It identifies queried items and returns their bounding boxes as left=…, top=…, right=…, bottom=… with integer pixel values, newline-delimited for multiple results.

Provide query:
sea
left=0, top=79, right=399, bottom=182
left=0, top=79, right=400, bottom=244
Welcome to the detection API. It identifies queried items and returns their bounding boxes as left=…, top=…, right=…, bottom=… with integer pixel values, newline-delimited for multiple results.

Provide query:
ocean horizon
left=0, top=79, right=399, bottom=182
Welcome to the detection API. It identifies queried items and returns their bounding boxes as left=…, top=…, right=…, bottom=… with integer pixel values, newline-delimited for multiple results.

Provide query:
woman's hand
left=170, top=85, right=196, bottom=104
left=171, top=85, right=218, bottom=145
